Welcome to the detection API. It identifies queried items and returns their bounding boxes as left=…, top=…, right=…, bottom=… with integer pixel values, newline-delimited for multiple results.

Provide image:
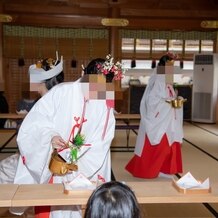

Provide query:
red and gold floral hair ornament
left=166, top=52, right=179, bottom=60
left=96, top=54, right=126, bottom=80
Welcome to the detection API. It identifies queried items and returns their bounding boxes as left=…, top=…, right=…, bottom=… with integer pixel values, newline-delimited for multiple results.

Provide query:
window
left=121, top=38, right=214, bottom=60
left=185, top=40, right=200, bottom=53
left=135, top=39, right=150, bottom=53
left=121, top=38, right=134, bottom=53
left=169, top=40, right=183, bottom=52
left=121, top=59, right=153, bottom=69
left=152, top=39, right=167, bottom=52
left=201, top=40, right=213, bottom=53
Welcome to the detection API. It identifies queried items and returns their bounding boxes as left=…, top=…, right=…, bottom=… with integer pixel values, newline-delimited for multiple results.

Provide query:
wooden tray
left=63, top=181, right=97, bottom=195
left=63, top=188, right=94, bottom=195
left=172, top=179, right=212, bottom=194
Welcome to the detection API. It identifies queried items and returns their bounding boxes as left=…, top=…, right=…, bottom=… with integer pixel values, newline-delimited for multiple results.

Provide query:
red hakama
left=125, top=134, right=182, bottom=178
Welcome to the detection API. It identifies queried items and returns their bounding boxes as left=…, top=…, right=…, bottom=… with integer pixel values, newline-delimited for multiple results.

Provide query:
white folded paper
left=58, top=146, right=91, bottom=163
left=58, top=148, right=71, bottom=163
left=63, top=172, right=96, bottom=191
left=175, top=172, right=210, bottom=189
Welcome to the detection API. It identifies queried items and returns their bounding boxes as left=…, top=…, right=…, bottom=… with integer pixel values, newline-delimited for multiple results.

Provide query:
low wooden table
left=0, top=113, right=24, bottom=152
left=0, top=113, right=140, bottom=121
left=115, top=114, right=140, bottom=120
left=0, top=113, right=140, bottom=151
left=8, top=181, right=218, bottom=207
left=114, top=114, right=140, bottom=149
left=0, top=184, right=19, bottom=207
left=129, top=181, right=218, bottom=204
left=12, top=184, right=90, bottom=207
left=0, top=113, right=26, bottom=119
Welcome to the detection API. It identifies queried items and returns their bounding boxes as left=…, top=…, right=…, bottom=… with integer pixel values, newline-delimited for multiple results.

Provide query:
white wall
left=122, top=68, right=193, bottom=87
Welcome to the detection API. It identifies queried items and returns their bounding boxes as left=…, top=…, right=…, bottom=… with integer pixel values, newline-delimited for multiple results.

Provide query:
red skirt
left=125, top=134, right=183, bottom=179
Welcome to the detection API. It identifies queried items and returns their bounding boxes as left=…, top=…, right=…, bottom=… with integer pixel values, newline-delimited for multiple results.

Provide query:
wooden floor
left=1, top=121, right=218, bottom=217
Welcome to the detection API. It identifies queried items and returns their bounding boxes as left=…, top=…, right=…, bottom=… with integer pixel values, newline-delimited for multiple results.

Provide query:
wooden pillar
left=109, top=26, right=120, bottom=59
left=216, top=32, right=218, bottom=122
left=215, top=32, right=218, bottom=53
left=109, top=7, right=120, bottom=60
left=108, top=7, right=124, bottom=112
left=0, top=2, right=4, bottom=91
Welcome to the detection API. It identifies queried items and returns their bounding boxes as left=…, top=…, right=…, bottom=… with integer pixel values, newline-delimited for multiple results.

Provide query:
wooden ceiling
left=1, top=0, right=218, bottom=30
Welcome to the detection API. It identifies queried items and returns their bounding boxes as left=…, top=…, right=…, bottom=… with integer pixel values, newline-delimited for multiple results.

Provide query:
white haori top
left=12, top=81, right=115, bottom=217
left=135, top=73, right=184, bottom=157
left=14, top=81, right=115, bottom=184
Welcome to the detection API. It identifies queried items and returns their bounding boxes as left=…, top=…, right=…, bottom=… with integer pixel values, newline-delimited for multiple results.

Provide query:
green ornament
left=73, top=133, right=85, bottom=148
left=71, top=148, right=78, bottom=162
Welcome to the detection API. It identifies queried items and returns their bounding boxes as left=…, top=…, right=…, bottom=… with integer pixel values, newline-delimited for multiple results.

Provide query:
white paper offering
left=176, top=172, right=210, bottom=189
left=63, top=173, right=96, bottom=191
left=58, top=148, right=71, bottom=163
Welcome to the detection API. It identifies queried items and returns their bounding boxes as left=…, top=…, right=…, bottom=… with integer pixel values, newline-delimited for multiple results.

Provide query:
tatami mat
left=190, top=122, right=218, bottom=136
left=0, top=129, right=18, bottom=155
left=0, top=130, right=17, bottom=147
left=1, top=121, right=218, bottom=217
left=111, top=122, right=218, bottom=218
left=184, top=122, right=218, bottom=158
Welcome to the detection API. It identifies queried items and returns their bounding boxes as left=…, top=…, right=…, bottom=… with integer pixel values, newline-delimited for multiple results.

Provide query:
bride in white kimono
left=0, top=55, right=64, bottom=184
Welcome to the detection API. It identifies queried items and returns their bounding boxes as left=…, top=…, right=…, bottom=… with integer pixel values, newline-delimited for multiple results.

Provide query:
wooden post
left=109, top=7, right=120, bottom=60
left=0, top=2, right=4, bottom=91
left=108, top=7, right=124, bottom=113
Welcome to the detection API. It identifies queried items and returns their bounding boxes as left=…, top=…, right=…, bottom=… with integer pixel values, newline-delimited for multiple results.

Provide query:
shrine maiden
left=126, top=53, right=183, bottom=179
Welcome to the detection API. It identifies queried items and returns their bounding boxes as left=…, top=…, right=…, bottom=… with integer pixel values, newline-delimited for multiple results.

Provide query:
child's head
left=84, top=181, right=141, bottom=218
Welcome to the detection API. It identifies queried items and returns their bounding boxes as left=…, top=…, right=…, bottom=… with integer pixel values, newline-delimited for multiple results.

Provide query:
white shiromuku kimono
left=11, top=81, right=115, bottom=217
left=0, top=153, right=19, bottom=184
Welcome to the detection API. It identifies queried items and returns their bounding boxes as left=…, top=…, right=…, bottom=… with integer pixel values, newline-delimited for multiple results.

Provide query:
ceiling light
left=101, top=18, right=129, bottom=27
left=201, top=20, right=218, bottom=28
left=0, top=14, right=12, bottom=22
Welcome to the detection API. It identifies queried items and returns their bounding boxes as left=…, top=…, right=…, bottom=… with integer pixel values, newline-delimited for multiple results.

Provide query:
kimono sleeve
left=16, top=86, right=62, bottom=183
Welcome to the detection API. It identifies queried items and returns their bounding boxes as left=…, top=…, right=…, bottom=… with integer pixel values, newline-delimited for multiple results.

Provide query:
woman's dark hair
left=42, top=59, right=64, bottom=90
left=84, top=58, right=114, bottom=83
left=45, top=71, right=64, bottom=90
left=84, top=181, right=141, bottom=218
left=158, top=54, right=173, bottom=66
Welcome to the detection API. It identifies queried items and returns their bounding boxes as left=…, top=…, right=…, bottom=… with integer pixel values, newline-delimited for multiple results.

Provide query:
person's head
left=82, top=54, right=124, bottom=83
left=29, top=53, right=64, bottom=96
left=158, top=52, right=178, bottom=66
left=83, top=58, right=114, bottom=83
left=84, top=181, right=141, bottom=218
left=157, top=52, right=178, bottom=84
left=42, top=59, right=64, bottom=90
left=80, top=55, right=124, bottom=103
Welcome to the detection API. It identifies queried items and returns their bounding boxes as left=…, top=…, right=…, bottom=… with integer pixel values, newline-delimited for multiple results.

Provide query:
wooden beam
left=121, top=8, right=218, bottom=19
left=126, top=18, right=209, bottom=31
left=10, top=15, right=104, bottom=28
left=7, top=14, right=211, bottom=30
left=4, top=3, right=109, bottom=17
left=3, top=1, right=218, bottom=30
left=0, top=2, right=4, bottom=91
